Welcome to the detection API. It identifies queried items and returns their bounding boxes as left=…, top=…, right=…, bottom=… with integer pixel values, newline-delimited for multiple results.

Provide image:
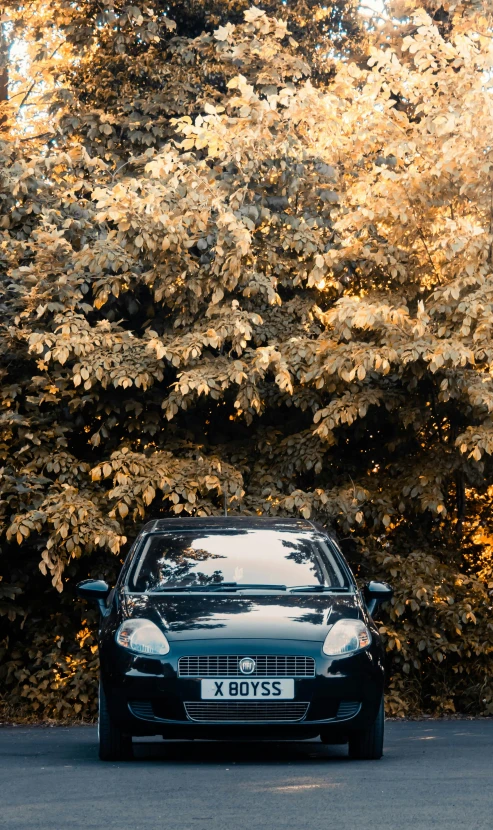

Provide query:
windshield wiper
left=287, top=585, right=351, bottom=593
left=147, top=583, right=287, bottom=593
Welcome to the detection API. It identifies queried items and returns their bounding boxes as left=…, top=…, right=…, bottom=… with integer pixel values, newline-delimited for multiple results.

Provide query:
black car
left=77, top=516, right=392, bottom=761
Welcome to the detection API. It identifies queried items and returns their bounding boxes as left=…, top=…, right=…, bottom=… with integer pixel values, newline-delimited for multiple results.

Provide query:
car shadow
left=132, top=738, right=349, bottom=764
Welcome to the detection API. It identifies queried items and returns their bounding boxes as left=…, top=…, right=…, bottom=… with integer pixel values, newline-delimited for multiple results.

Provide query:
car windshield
left=127, top=529, right=350, bottom=592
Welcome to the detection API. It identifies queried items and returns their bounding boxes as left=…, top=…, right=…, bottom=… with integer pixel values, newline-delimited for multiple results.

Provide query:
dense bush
left=1, top=1, right=493, bottom=720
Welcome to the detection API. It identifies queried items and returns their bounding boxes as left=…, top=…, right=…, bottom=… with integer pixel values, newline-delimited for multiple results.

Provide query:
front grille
left=184, top=701, right=309, bottom=723
left=336, top=701, right=361, bottom=719
left=178, top=656, right=316, bottom=678
left=129, top=699, right=360, bottom=724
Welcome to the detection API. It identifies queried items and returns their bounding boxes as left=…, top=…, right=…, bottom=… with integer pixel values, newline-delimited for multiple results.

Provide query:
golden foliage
left=2, top=1, right=493, bottom=719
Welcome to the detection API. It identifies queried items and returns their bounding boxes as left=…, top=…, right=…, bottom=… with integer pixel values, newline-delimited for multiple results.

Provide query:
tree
left=1, top=2, right=493, bottom=719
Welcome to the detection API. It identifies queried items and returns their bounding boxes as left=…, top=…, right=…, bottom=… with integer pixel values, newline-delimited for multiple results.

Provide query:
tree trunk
left=455, top=470, right=466, bottom=539
left=0, top=21, right=8, bottom=127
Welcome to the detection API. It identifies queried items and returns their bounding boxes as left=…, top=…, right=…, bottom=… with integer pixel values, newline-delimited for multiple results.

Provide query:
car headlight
left=116, top=618, right=170, bottom=656
left=322, top=619, right=371, bottom=656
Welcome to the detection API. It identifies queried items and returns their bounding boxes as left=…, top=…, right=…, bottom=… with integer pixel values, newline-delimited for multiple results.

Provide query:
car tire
left=348, top=696, right=384, bottom=760
left=98, top=681, right=133, bottom=761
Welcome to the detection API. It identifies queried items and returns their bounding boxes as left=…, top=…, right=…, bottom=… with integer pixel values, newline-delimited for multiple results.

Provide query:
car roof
left=138, top=516, right=334, bottom=538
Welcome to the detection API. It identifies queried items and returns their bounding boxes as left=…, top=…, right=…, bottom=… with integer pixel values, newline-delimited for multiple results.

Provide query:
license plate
left=201, top=678, right=294, bottom=700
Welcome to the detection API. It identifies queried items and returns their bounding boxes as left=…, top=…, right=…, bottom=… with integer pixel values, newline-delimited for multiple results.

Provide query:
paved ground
left=0, top=721, right=492, bottom=829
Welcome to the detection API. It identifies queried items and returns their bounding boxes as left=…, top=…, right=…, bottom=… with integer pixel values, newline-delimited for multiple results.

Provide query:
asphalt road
left=1, top=721, right=492, bottom=830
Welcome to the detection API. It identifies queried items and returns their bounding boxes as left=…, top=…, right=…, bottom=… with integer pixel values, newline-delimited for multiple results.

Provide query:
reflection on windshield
left=128, top=529, right=348, bottom=592
left=132, top=540, right=225, bottom=592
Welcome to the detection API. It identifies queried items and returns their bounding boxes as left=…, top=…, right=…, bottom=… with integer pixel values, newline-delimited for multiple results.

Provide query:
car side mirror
left=77, top=579, right=111, bottom=614
left=363, top=581, right=393, bottom=616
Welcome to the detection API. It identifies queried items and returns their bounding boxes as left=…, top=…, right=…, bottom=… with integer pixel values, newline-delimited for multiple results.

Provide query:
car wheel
left=348, top=696, right=384, bottom=760
left=98, top=681, right=133, bottom=761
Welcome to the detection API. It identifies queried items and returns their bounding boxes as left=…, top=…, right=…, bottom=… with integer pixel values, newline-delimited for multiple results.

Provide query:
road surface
left=1, top=721, right=491, bottom=829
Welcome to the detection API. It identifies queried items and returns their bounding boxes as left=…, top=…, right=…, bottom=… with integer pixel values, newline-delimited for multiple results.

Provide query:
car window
left=128, top=529, right=350, bottom=592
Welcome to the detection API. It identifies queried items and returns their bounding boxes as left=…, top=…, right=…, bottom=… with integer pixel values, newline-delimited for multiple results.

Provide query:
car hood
left=123, top=592, right=363, bottom=642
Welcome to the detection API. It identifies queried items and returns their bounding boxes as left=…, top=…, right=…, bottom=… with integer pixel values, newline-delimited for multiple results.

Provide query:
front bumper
left=101, top=638, right=385, bottom=738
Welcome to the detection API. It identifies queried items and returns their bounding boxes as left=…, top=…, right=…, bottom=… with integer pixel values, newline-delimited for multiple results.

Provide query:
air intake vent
left=129, top=700, right=155, bottom=720
left=179, top=656, right=316, bottom=678
left=184, top=701, right=309, bottom=723
left=336, top=701, right=361, bottom=719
